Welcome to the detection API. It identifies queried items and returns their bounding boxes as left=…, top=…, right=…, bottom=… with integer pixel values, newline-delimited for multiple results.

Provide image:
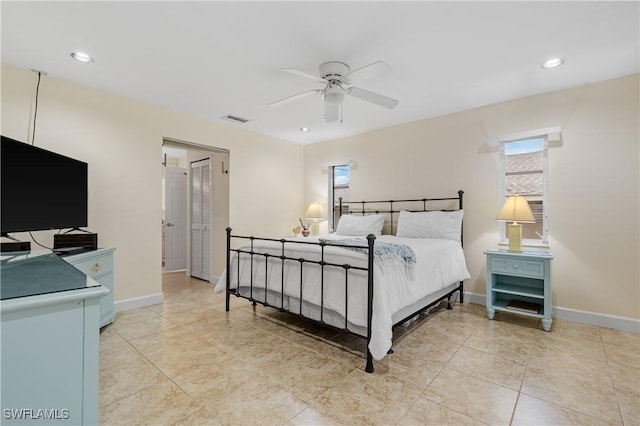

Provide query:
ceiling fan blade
left=269, top=89, right=322, bottom=107
left=347, top=87, right=399, bottom=109
left=281, top=68, right=326, bottom=83
left=342, top=61, right=391, bottom=84
left=324, top=101, right=339, bottom=122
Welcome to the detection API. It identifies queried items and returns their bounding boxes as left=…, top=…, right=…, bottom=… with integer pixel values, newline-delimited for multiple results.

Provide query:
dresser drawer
left=62, top=247, right=115, bottom=328
left=69, top=255, right=113, bottom=280
left=490, top=257, right=544, bottom=278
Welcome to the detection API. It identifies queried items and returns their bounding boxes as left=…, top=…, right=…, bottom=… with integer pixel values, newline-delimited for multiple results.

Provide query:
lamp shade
left=496, top=194, right=535, bottom=223
left=305, top=202, right=323, bottom=221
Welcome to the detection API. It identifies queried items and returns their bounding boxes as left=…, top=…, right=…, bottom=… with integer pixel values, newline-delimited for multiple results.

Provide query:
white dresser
left=1, top=252, right=108, bottom=425
left=63, top=247, right=115, bottom=327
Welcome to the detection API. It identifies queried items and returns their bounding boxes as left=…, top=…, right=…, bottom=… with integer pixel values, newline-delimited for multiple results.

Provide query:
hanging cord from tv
left=31, top=70, right=45, bottom=145
left=29, top=232, right=51, bottom=250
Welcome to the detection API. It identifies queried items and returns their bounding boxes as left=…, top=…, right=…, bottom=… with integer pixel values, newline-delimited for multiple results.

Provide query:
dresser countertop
left=0, top=251, right=101, bottom=300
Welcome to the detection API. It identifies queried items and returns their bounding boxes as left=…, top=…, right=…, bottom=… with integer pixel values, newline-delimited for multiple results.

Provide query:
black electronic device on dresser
left=1, top=135, right=91, bottom=253
left=53, top=232, right=98, bottom=253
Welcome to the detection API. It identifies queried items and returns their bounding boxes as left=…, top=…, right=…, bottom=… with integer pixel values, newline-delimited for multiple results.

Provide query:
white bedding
left=215, top=234, right=470, bottom=359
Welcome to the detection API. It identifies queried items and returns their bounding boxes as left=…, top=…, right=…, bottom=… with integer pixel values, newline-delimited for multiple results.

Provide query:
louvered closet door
left=190, top=158, right=211, bottom=281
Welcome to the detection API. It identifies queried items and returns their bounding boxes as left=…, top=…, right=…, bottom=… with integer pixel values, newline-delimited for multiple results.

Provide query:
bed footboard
left=225, top=227, right=377, bottom=372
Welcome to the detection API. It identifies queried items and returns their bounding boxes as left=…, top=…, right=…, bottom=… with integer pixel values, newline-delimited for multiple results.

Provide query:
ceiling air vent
left=221, top=114, right=249, bottom=124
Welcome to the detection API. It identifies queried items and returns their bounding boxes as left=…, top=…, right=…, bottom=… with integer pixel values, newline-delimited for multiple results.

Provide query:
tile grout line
left=102, top=310, right=226, bottom=424
left=122, top=321, right=225, bottom=425
left=518, top=325, right=628, bottom=426
left=600, top=328, right=629, bottom=426
left=416, top=306, right=493, bottom=425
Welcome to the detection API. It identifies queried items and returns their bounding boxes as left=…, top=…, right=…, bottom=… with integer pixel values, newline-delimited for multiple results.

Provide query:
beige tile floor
left=99, top=272, right=640, bottom=425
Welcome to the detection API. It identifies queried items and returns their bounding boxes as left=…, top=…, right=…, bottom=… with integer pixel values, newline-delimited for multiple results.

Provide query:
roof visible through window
left=505, top=138, right=543, bottom=198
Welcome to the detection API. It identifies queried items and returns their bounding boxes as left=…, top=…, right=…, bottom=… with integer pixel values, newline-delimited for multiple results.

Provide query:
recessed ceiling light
left=70, top=52, right=94, bottom=63
left=541, top=58, right=564, bottom=69
left=300, top=127, right=310, bottom=132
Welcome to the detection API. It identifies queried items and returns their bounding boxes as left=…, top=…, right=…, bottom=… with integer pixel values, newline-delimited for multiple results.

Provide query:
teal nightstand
left=485, top=249, right=554, bottom=331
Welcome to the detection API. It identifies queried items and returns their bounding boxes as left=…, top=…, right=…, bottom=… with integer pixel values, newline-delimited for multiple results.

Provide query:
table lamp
left=496, top=194, right=535, bottom=252
left=305, top=202, right=323, bottom=236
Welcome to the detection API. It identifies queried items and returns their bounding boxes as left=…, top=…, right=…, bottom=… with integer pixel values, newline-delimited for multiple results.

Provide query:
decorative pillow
left=335, top=214, right=386, bottom=236
left=396, top=210, right=464, bottom=241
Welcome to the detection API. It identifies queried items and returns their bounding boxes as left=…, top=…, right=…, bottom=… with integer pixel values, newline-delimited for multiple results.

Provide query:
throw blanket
left=320, top=238, right=416, bottom=274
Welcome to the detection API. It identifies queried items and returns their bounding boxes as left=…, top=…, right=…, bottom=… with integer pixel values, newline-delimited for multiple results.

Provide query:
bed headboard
left=336, top=190, right=464, bottom=241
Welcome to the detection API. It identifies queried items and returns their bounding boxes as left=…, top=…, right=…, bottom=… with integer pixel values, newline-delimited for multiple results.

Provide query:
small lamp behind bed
left=305, top=202, right=324, bottom=236
left=496, top=193, right=535, bottom=252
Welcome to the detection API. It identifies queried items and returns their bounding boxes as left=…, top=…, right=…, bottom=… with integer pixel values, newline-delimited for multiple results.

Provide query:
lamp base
left=310, top=221, right=320, bottom=236
left=507, top=222, right=523, bottom=252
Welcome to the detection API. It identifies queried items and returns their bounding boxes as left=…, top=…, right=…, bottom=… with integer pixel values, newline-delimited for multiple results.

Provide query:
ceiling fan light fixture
left=541, top=57, right=564, bottom=69
left=324, top=85, right=344, bottom=105
left=324, top=91, right=344, bottom=105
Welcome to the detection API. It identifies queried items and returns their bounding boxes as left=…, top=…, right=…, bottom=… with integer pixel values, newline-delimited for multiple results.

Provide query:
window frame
left=499, top=135, right=549, bottom=247
left=328, top=164, right=350, bottom=231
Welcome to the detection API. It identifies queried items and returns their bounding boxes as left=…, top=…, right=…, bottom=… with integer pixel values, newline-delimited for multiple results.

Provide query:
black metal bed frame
left=225, top=190, right=464, bottom=373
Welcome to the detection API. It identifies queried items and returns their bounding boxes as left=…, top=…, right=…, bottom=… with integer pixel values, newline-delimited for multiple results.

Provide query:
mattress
left=215, top=234, right=470, bottom=359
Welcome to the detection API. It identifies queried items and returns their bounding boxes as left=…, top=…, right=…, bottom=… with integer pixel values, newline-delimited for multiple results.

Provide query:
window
left=501, top=137, right=548, bottom=246
left=329, top=164, right=350, bottom=230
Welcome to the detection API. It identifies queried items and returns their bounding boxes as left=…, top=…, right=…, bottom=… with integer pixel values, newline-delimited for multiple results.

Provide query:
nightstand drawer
left=490, top=258, right=544, bottom=278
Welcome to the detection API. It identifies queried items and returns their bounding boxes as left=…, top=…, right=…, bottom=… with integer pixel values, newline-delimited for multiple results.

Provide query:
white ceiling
left=2, top=1, right=638, bottom=145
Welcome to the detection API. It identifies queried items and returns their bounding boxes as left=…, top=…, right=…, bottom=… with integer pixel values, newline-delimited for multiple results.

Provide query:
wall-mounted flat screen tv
left=1, top=136, right=88, bottom=234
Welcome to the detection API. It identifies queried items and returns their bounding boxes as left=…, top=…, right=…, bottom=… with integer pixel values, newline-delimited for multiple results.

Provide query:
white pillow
left=396, top=210, right=463, bottom=241
left=335, top=214, right=386, bottom=236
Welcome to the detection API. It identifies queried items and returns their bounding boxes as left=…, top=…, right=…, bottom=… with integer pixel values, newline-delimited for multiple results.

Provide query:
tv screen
left=1, top=136, right=88, bottom=234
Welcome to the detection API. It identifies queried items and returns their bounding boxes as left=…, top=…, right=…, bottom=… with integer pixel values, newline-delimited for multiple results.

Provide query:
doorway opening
left=162, top=138, right=229, bottom=284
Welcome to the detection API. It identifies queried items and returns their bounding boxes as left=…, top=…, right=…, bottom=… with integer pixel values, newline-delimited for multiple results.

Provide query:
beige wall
left=303, top=74, right=640, bottom=320
left=1, top=65, right=304, bottom=303
left=3, top=63, right=637, bottom=321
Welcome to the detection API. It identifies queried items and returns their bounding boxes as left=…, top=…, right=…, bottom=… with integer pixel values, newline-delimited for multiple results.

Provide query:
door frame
left=162, top=137, right=230, bottom=280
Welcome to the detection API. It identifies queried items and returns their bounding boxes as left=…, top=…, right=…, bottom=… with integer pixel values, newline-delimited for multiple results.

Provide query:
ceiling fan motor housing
left=319, top=61, right=350, bottom=81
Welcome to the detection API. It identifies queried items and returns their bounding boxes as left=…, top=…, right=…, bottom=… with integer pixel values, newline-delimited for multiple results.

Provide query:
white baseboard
left=552, top=306, right=640, bottom=334
left=464, top=292, right=639, bottom=334
left=114, top=293, right=164, bottom=312
left=464, top=292, right=486, bottom=306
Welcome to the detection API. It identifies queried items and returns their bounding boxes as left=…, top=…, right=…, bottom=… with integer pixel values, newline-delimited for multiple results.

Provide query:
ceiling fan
left=269, top=60, right=399, bottom=123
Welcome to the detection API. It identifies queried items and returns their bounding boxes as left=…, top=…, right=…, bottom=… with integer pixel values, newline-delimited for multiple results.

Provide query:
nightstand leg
left=541, top=318, right=552, bottom=331
left=487, top=307, right=495, bottom=320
